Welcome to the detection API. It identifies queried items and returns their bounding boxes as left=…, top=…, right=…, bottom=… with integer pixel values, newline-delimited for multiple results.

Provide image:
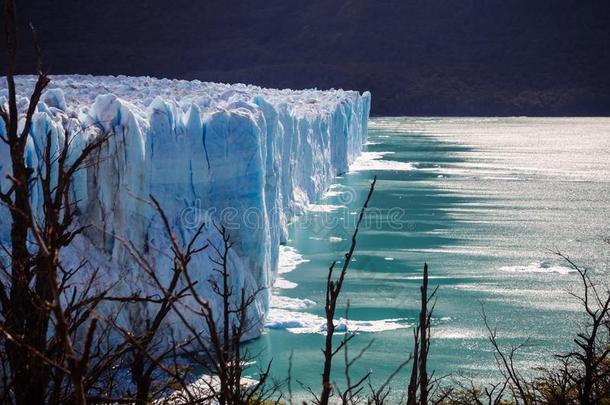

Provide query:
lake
left=248, top=117, right=610, bottom=400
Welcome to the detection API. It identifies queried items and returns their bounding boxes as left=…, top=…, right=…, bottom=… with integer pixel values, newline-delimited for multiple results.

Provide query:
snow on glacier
left=0, top=75, right=370, bottom=337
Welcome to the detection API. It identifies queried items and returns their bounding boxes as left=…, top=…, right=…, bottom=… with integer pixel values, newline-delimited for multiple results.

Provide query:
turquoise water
left=248, top=117, right=610, bottom=400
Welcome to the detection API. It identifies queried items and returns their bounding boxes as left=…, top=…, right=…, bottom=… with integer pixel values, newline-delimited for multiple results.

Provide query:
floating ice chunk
left=350, top=151, right=415, bottom=172
left=270, top=295, right=316, bottom=310
left=266, top=309, right=410, bottom=334
left=500, top=261, right=576, bottom=275
left=274, top=246, right=309, bottom=289
left=273, top=278, right=298, bottom=289
left=278, top=245, right=310, bottom=274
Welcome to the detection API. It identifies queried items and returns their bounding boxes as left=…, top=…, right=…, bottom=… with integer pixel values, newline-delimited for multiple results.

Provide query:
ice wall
left=0, top=75, right=370, bottom=335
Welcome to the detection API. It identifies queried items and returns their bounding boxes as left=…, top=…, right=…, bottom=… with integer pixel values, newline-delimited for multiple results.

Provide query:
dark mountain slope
left=5, top=0, right=610, bottom=116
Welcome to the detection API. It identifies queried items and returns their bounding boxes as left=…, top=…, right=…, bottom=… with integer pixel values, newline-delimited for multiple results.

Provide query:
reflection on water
left=249, top=117, right=610, bottom=399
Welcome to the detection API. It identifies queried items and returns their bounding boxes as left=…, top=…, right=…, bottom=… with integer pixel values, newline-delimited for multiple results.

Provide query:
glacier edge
left=0, top=75, right=370, bottom=338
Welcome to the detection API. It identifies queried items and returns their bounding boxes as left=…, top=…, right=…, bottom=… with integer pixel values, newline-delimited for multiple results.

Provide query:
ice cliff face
left=0, top=75, right=370, bottom=335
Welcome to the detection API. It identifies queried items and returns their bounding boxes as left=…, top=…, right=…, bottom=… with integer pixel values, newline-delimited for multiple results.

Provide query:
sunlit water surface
left=247, top=117, right=610, bottom=401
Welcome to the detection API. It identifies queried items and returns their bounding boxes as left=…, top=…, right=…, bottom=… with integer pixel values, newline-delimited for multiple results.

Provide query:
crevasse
left=0, top=75, right=370, bottom=336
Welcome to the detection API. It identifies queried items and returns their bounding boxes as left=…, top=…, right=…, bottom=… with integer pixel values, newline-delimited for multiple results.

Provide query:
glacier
left=0, top=75, right=370, bottom=336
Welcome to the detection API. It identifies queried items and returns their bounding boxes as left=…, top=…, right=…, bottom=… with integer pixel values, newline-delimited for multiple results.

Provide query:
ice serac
left=0, top=75, right=371, bottom=336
